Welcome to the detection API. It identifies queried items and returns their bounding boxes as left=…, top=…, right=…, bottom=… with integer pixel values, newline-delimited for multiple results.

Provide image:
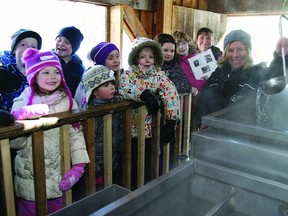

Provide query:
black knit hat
left=11, top=29, right=42, bottom=53
left=56, top=26, right=84, bottom=54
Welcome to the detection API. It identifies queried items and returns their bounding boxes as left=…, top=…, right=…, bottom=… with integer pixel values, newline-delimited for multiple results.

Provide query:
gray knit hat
left=223, top=30, right=251, bottom=50
left=128, top=37, right=163, bottom=67
left=82, top=65, right=115, bottom=102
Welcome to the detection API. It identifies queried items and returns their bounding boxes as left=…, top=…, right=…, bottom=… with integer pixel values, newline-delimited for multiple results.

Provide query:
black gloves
left=161, top=120, right=176, bottom=144
left=0, top=109, right=15, bottom=126
left=140, top=89, right=160, bottom=115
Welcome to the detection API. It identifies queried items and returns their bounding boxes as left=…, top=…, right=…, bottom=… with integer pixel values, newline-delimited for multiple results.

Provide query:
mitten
left=0, top=109, right=15, bottom=126
left=161, top=120, right=176, bottom=144
left=59, top=163, right=86, bottom=191
left=140, top=89, right=160, bottom=115
left=11, top=104, right=49, bottom=120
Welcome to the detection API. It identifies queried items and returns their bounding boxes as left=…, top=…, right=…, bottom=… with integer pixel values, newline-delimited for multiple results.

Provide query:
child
left=80, top=65, right=122, bottom=189
left=74, top=42, right=121, bottom=108
left=173, top=30, right=203, bottom=93
left=154, top=33, right=192, bottom=94
left=154, top=33, right=192, bottom=172
left=54, top=26, right=85, bottom=97
left=173, top=30, right=203, bottom=131
left=10, top=48, right=90, bottom=215
left=90, top=42, right=121, bottom=79
left=118, top=37, right=180, bottom=187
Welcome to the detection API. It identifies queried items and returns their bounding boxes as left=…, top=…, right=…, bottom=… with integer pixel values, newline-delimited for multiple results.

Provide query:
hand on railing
left=59, top=163, right=86, bottom=191
left=0, top=109, right=15, bottom=126
left=11, top=104, right=49, bottom=120
left=161, top=120, right=176, bottom=144
left=140, top=89, right=160, bottom=115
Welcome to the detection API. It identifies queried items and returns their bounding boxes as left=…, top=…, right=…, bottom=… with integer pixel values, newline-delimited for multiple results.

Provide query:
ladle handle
left=282, top=47, right=287, bottom=77
left=279, top=15, right=287, bottom=77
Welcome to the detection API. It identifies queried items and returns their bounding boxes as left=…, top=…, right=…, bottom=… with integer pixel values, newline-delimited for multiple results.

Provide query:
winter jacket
left=161, top=60, right=192, bottom=94
left=89, top=98, right=122, bottom=173
left=178, top=53, right=206, bottom=91
left=0, top=51, right=28, bottom=112
left=210, top=45, right=222, bottom=61
left=56, top=52, right=86, bottom=97
left=194, top=61, right=282, bottom=128
left=10, top=88, right=90, bottom=201
left=118, top=65, right=181, bottom=138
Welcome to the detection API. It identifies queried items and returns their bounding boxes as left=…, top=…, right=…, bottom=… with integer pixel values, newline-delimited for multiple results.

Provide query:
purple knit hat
left=90, top=42, right=119, bottom=65
left=22, top=48, right=73, bottom=110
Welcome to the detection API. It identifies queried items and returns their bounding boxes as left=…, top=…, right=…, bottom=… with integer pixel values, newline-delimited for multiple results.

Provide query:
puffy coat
left=118, top=65, right=180, bottom=138
left=161, top=60, right=192, bottom=94
left=10, top=88, right=90, bottom=201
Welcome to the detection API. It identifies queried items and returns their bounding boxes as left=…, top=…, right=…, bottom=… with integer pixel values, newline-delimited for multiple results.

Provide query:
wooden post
left=32, top=131, right=47, bottom=215
left=0, top=138, right=16, bottom=216
left=137, top=106, right=146, bottom=187
left=83, top=118, right=96, bottom=194
left=59, top=124, right=72, bottom=205
left=122, top=109, right=132, bottom=189
left=103, top=114, right=113, bottom=187
left=151, top=111, right=160, bottom=178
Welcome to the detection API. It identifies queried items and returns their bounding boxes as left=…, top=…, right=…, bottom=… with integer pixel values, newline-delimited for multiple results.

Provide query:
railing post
left=0, top=138, right=16, bottom=216
left=182, top=93, right=192, bottom=159
left=103, top=114, right=113, bottom=187
left=83, top=118, right=96, bottom=194
left=122, top=109, right=132, bottom=190
left=59, top=124, right=72, bottom=205
left=151, top=110, right=160, bottom=178
left=137, top=106, right=146, bottom=187
left=32, top=131, right=47, bottom=215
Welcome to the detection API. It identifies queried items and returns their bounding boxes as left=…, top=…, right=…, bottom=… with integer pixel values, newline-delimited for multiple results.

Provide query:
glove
left=0, top=109, right=15, bottom=126
left=11, top=104, right=49, bottom=120
left=59, top=163, right=86, bottom=191
left=140, top=89, right=160, bottom=115
left=161, top=120, right=176, bottom=144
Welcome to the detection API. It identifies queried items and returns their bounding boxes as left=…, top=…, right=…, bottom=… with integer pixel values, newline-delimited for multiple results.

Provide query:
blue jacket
left=0, top=51, right=28, bottom=112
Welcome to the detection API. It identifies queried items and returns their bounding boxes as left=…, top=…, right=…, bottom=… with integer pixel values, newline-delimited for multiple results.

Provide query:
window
left=0, top=0, right=106, bottom=67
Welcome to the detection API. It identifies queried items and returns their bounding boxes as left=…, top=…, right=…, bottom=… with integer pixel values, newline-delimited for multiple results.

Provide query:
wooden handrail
left=0, top=95, right=192, bottom=215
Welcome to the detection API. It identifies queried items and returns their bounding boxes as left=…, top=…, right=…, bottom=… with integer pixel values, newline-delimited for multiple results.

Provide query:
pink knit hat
left=22, top=48, right=73, bottom=110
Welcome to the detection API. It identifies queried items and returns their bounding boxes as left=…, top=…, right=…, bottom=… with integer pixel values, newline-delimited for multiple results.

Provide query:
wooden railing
left=0, top=93, right=191, bottom=216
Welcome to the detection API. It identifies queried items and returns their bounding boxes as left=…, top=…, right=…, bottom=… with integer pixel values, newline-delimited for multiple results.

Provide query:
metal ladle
left=260, top=15, right=288, bottom=95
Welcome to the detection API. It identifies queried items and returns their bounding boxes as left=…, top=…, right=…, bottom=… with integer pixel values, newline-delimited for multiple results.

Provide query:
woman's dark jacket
left=194, top=57, right=284, bottom=128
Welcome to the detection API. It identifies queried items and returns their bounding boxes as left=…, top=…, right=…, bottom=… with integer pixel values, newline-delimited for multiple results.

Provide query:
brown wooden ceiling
left=71, top=0, right=287, bottom=15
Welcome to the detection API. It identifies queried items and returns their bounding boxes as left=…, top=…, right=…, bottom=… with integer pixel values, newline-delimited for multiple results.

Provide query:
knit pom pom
left=22, top=48, right=39, bottom=62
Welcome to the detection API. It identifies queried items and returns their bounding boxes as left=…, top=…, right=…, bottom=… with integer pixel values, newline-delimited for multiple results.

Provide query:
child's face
left=36, top=66, right=62, bottom=93
left=14, top=37, right=39, bottom=74
left=176, top=39, right=189, bottom=56
left=105, top=50, right=121, bottom=72
left=196, top=32, right=212, bottom=52
left=55, top=36, right=73, bottom=60
left=161, top=42, right=175, bottom=61
left=92, top=81, right=115, bottom=100
left=137, top=47, right=155, bottom=70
